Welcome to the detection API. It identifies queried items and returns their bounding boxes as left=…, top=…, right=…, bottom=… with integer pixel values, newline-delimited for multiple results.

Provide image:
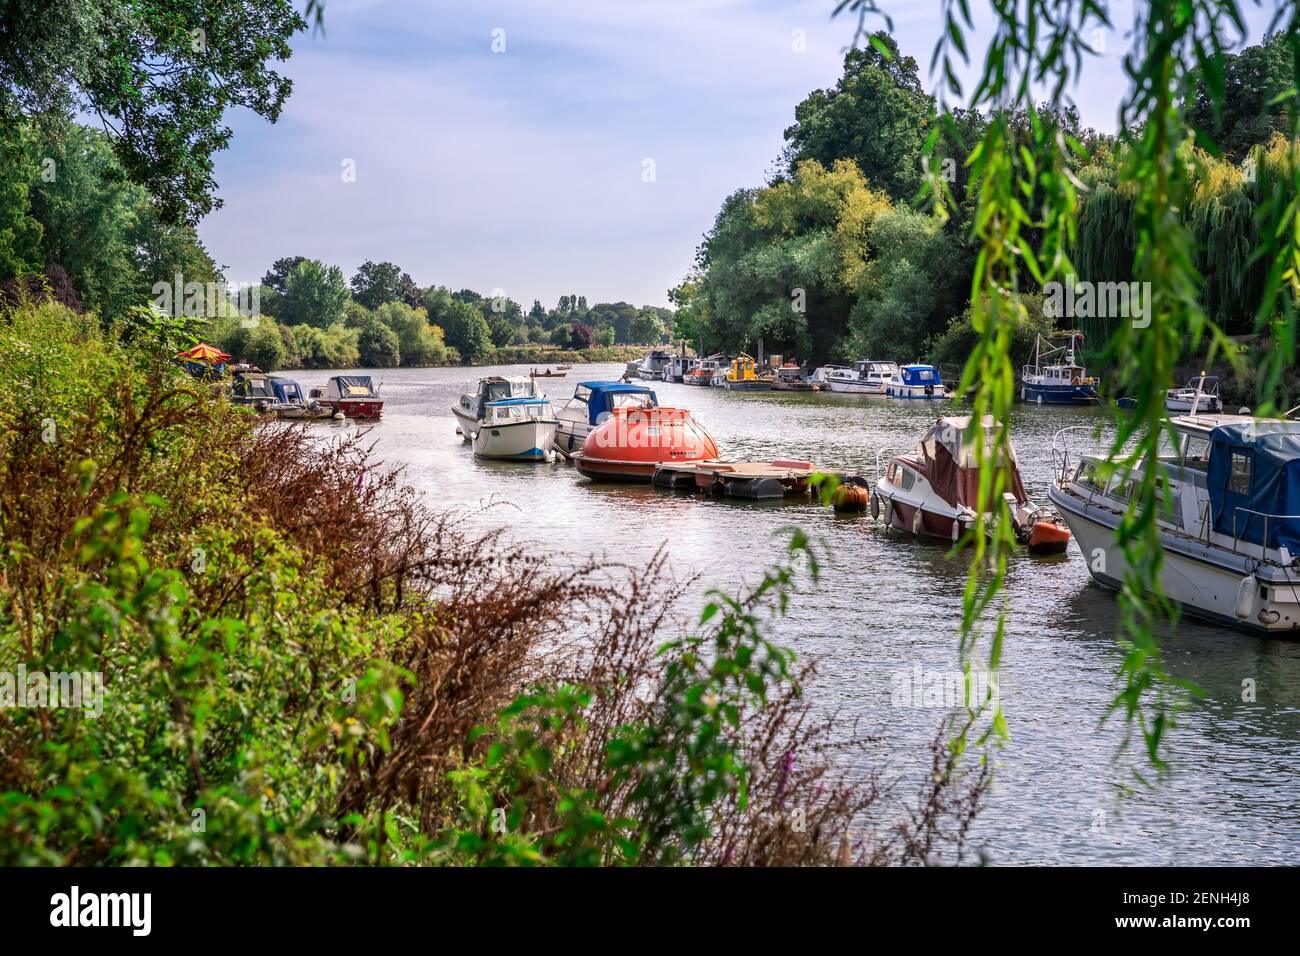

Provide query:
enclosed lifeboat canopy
left=575, top=406, right=719, bottom=481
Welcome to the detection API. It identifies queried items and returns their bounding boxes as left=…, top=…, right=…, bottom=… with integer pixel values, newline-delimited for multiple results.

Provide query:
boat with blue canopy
left=554, top=380, right=658, bottom=458
left=1051, top=413, right=1300, bottom=635
left=885, top=364, right=948, bottom=400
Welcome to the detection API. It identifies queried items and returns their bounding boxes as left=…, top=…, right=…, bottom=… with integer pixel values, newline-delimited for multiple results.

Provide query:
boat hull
left=553, top=418, right=591, bottom=458
left=322, top=399, right=383, bottom=419
left=723, top=380, right=771, bottom=391
left=1049, top=483, right=1300, bottom=635
left=1021, top=383, right=1099, bottom=404
left=827, top=380, right=884, bottom=394
left=885, top=385, right=947, bottom=400
left=473, top=420, right=558, bottom=460
left=1165, top=394, right=1223, bottom=413
left=452, top=405, right=478, bottom=440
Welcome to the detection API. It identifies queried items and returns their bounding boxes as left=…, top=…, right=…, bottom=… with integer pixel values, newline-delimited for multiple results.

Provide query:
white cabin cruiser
left=635, top=350, right=673, bottom=381
left=1166, top=374, right=1222, bottom=413
left=809, top=365, right=852, bottom=386
left=684, top=355, right=726, bottom=387
left=826, top=360, right=898, bottom=394
left=472, top=397, right=558, bottom=461
left=1049, top=414, right=1300, bottom=635
left=453, top=376, right=540, bottom=440
left=553, top=380, right=658, bottom=458
left=664, top=354, right=698, bottom=383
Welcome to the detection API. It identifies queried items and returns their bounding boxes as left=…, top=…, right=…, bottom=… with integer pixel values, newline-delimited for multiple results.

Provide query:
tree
left=569, top=322, right=596, bottom=350
left=781, top=33, right=935, bottom=202
left=1187, top=32, right=1294, bottom=162
left=357, top=319, right=400, bottom=368
left=423, top=286, right=492, bottom=363
left=374, top=301, right=451, bottom=366
left=278, top=260, right=349, bottom=329
left=0, top=0, right=306, bottom=225
left=262, top=256, right=307, bottom=293
left=0, top=129, right=42, bottom=279
left=350, top=260, right=406, bottom=310
left=629, top=311, right=665, bottom=344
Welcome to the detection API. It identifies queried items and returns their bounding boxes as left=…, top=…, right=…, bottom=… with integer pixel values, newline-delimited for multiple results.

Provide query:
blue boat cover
left=1207, top=421, right=1300, bottom=551
left=899, top=365, right=941, bottom=387
left=270, top=377, right=303, bottom=403
left=578, top=381, right=657, bottom=425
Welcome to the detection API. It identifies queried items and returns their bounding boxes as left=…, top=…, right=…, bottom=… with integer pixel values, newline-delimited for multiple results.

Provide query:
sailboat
left=1020, top=332, right=1100, bottom=404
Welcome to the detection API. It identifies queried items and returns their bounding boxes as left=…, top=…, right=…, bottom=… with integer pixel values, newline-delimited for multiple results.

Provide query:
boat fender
left=951, top=519, right=960, bottom=543
left=912, top=508, right=922, bottom=535
left=870, top=492, right=880, bottom=520
left=1234, top=576, right=1257, bottom=620
left=883, top=497, right=894, bottom=526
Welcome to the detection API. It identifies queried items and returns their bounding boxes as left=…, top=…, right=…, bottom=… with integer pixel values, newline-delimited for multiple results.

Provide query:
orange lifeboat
left=573, top=406, right=719, bottom=481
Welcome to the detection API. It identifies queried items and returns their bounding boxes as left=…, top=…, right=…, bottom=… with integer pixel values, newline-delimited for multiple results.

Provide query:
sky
left=200, top=0, right=1281, bottom=309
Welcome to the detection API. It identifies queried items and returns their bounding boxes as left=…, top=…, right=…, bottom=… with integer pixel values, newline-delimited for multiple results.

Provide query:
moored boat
left=873, top=416, right=1070, bottom=553
left=1050, top=414, right=1300, bottom=634
left=635, top=350, right=673, bottom=381
left=553, top=380, right=658, bottom=458
left=684, top=355, right=726, bottom=387
left=572, top=406, right=719, bottom=481
left=309, top=375, right=383, bottom=419
left=826, top=360, right=897, bottom=394
left=472, top=397, right=558, bottom=461
left=453, top=375, right=539, bottom=440
left=885, top=364, right=948, bottom=400
left=1020, top=332, right=1100, bottom=404
left=723, top=353, right=771, bottom=391
left=1166, top=373, right=1222, bottom=413
left=771, top=365, right=819, bottom=392
left=665, top=354, right=698, bottom=383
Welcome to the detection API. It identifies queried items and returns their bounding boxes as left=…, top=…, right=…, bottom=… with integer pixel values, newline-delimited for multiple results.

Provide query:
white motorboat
left=825, top=368, right=873, bottom=393
left=1049, top=414, right=1300, bottom=635
left=1166, top=374, right=1223, bottom=413
left=635, top=350, right=673, bottom=381
left=472, top=397, right=558, bottom=461
left=452, top=376, right=539, bottom=441
left=664, top=354, right=698, bottom=383
left=553, top=380, right=658, bottom=458
left=809, top=364, right=852, bottom=385
left=825, top=360, right=898, bottom=394
left=885, top=364, right=949, bottom=400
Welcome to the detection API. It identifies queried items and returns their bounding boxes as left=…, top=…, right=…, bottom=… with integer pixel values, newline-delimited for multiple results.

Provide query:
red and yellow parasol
left=175, top=343, right=232, bottom=365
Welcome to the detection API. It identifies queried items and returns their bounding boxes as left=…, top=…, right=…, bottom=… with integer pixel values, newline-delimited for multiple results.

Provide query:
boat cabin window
left=1229, top=451, right=1252, bottom=494
left=897, top=467, right=916, bottom=491
left=610, top=392, right=655, bottom=410
left=1179, top=436, right=1211, bottom=470
left=1076, top=461, right=1106, bottom=493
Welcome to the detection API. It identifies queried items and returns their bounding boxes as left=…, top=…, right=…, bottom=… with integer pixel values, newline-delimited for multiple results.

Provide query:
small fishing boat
left=553, top=380, right=658, bottom=458
left=453, top=376, right=539, bottom=440
left=652, top=459, right=823, bottom=499
left=723, top=353, right=771, bottom=391
left=635, top=350, right=674, bottom=381
left=771, top=365, right=819, bottom=392
left=873, top=416, right=1070, bottom=554
left=530, top=368, right=566, bottom=378
left=1166, top=373, right=1222, bottom=413
left=885, top=364, right=948, bottom=400
left=1050, top=414, right=1300, bottom=634
left=572, top=406, right=719, bottom=481
left=1020, top=332, right=1100, bottom=404
left=684, top=355, right=726, bottom=387
left=309, top=375, right=384, bottom=419
left=472, top=397, right=558, bottom=461
left=556, top=364, right=573, bottom=370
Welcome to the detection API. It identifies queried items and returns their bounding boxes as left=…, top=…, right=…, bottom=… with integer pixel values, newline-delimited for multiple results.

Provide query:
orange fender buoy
left=833, top=484, right=870, bottom=513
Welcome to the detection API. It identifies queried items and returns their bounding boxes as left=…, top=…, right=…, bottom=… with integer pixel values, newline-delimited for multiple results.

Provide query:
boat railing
left=1050, top=425, right=1098, bottom=483
left=873, top=445, right=900, bottom=482
left=1229, top=508, right=1300, bottom=559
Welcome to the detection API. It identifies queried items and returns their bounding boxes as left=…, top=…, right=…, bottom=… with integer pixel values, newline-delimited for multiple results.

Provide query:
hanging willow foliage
left=836, top=0, right=1300, bottom=780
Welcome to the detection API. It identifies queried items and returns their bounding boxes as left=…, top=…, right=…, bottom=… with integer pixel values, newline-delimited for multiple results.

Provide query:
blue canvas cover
left=900, top=365, right=941, bottom=387
left=270, top=377, right=303, bottom=403
left=579, top=381, right=657, bottom=425
left=1207, top=422, right=1300, bottom=551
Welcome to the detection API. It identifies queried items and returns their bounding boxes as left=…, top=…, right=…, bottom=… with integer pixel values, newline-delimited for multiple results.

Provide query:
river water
left=289, top=362, right=1300, bottom=865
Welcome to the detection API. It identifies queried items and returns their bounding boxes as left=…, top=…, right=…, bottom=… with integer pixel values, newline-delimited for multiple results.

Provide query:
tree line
left=676, top=31, right=1297, bottom=373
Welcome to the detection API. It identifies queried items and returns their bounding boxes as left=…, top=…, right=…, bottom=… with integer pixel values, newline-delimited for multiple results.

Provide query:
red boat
left=573, top=406, right=719, bottom=481
left=871, top=415, right=1070, bottom=554
left=309, top=375, right=383, bottom=419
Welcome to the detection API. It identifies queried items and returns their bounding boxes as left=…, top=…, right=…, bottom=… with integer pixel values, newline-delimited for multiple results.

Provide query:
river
left=287, top=362, right=1300, bottom=865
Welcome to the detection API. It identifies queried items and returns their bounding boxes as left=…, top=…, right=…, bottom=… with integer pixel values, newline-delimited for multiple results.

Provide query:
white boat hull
left=452, top=405, right=478, bottom=441
left=1049, top=484, right=1300, bottom=635
left=473, top=419, right=559, bottom=460
left=553, top=418, right=592, bottom=458
left=827, top=380, right=885, bottom=394
left=886, top=384, right=948, bottom=399
left=1165, top=393, right=1223, bottom=413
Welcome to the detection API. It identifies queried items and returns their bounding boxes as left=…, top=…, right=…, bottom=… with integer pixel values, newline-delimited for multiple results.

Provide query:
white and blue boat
left=1051, top=414, right=1300, bottom=635
left=885, top=364, right=948, bottom=400
left=1020, top=332, right=1100, bottom=404
left=472, top=397, right=558, bottom=461
left=553, top=381, right=658, bottom=458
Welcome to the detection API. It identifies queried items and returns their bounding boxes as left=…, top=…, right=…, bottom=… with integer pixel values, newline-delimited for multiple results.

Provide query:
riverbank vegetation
left=675, top=29, right=1300, bottom=404
left=0, top=301, right=986, bottom=864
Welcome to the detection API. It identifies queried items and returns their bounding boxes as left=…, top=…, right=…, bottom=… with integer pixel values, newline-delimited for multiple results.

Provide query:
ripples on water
left=289, top=363, right=1300, bottom=864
